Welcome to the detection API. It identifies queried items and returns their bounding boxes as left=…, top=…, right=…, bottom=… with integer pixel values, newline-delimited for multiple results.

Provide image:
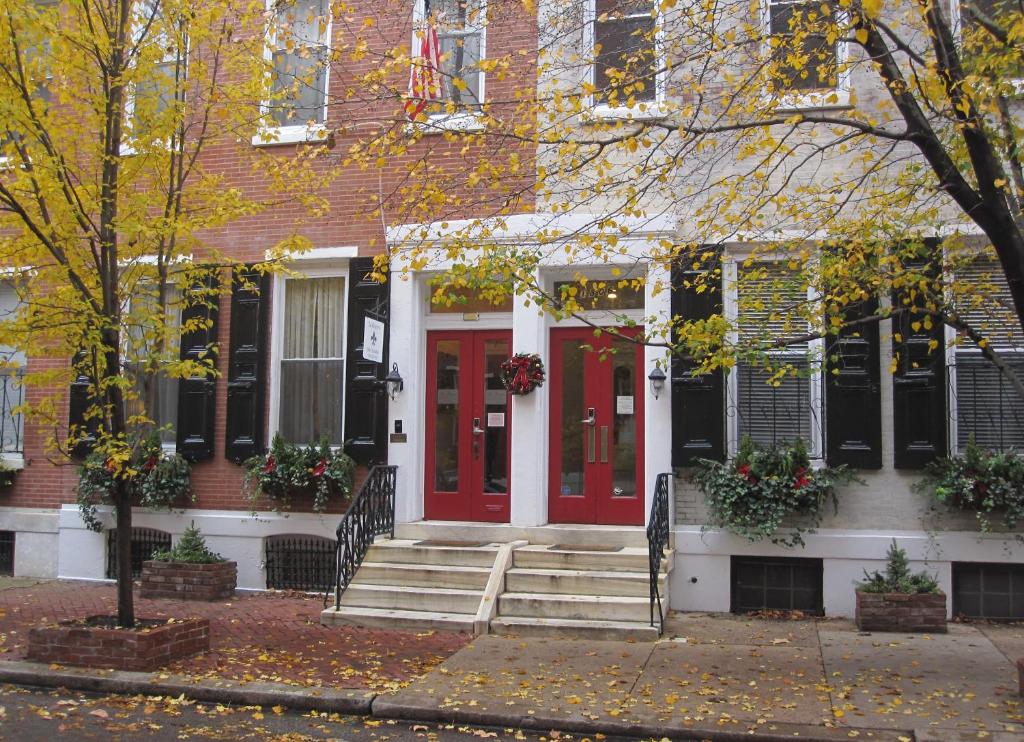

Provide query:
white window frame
left=949, top=0, right=1024, bottom=92
left=0, top=280, right=25, bottom=466
left=253, top=0, right=332, bottom=147
left=268, top=262, right=349, bottom=445
left=0, top=0, right=56, bottom=169
left=724, top=254, right=825, bottom=460
left=762, top=0, right=851, bottom=111
left=407, top=0, right=488, bottom=135
left=583, top=0, right=666, bottom=121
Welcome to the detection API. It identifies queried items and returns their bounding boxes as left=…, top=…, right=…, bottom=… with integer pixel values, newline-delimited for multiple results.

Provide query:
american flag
left=404, top=20, right=443, bottom=121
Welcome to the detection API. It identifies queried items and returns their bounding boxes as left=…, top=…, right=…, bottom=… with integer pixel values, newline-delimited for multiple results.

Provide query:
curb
left=0, top=660, right=372, bottom=715
left=0, top=660, right=919, bottom=742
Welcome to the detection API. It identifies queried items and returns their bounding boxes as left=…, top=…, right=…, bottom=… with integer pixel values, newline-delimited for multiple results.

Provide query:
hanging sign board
left=363, top=316, right=385, bottom=363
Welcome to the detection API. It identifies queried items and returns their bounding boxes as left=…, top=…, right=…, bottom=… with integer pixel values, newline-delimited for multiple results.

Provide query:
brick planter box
left=855, top=590, right=947, bottom=633
left=140, top=560, right=237, bottom=601
left=27, top=616, right=210, bottom=671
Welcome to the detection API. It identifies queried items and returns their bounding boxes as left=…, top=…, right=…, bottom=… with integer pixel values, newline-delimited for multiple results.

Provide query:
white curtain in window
left=283, top=276, right=344, bottom=359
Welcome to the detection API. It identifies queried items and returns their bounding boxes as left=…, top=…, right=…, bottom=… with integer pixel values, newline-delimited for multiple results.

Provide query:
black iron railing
left=266, top=534, right=337, bottom=591
left=647, top=472, right=671, bottom=633
left=328, top=464, right=397, bottom=610
left=106, top=527, right=172, bottom=579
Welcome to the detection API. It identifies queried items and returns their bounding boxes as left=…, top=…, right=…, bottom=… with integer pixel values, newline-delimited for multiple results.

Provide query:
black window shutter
left=344, top=257, right=389, bottom=465
left=68, top=351, right=98, bottom=458
left=825, top=296, right=882, bottom=468
left=225, top=267, right=269, bottom=462
left=671, top=255, right=725, bottom=466
left=892, top=267, right=947, bottom=469
left=176, top=271, right=220, bottom=462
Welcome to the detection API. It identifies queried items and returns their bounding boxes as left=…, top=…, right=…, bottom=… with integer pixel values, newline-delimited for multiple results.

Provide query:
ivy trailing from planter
left=243, top=434, right=356, bottom=513
left=76, top=432, right=193, bottom=532
left=915, top=437, right=1024, bottom=532
left=693, top=437, right=857, bottom=547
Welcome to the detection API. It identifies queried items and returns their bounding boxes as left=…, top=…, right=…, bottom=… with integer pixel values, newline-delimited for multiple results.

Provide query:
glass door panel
left=433, top=339, right=461, bottom=492
left=560, top=340, right=586, bottom=499
left=482, top=339, right=509, bottom=495
left=611, top=338, right=637, bottom=500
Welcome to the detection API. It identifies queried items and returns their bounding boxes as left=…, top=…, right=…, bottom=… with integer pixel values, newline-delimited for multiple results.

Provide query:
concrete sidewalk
left=377, top=614, right=1024, bottom=740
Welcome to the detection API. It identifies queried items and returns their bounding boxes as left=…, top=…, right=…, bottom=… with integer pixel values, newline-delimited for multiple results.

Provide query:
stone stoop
left=490, top=544, right=673, bottom=641
left=320, top=539, right=502, bottom=633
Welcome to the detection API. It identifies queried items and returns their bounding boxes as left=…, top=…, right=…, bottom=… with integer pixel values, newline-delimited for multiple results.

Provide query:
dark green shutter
left=176, top=271, right=219, bottom=462
left=671, top=255, right=725, bottom=466
left=68, top=351, right=98, bottom=458
left=344, top=257, right=389, bottom=465
left=825, top=297, right=882, bottom=468
left=892, top=267, right=947, bottom=469
left=225, top=267, right=269, bottom=462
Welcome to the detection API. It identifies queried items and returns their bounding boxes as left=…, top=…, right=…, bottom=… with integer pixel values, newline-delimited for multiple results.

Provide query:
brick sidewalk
left=0, top=580, right=470, bottom=690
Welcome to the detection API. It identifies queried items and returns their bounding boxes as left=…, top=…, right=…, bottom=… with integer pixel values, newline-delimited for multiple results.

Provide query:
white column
left=644, top=261, right=673, bottom=526
left=388, top=273, right=425, bottom=524
left=510, top=270, right=549, bottom=526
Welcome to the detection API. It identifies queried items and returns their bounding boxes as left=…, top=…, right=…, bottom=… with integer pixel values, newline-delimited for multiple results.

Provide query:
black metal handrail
left=328, top=464, right=397, bottom=610
left=647, top=472, right=671, bottom=634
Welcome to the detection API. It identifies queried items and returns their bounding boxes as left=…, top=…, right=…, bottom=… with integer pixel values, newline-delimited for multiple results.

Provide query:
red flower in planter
left=793, top=466, right=810, bottom=489
left=311, top=459, right=327, bottom=478
left=143, top=455, right=158, bottom=472
left=104, top=457, right=117, bottom=474
left=262, top=456, right=277, bottom=474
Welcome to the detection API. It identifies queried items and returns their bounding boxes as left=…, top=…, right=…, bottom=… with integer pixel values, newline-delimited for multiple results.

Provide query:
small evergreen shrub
left=915, top=437, right=1024, bottom=532
left=858, top=540, right=940, bottom=594
left=243, top=434, right=356, bottom=513
left=693, top=437, right=857, bottom=547
left=151, top=524, right=224, bottom=564
left=76, top=432, right=192, bottom=532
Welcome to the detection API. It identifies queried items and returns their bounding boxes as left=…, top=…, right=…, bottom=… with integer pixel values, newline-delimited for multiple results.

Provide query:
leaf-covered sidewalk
left=0, top=579, right=470, bottom=691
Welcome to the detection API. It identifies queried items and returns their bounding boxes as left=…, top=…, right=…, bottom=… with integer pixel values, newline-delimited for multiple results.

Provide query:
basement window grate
left=265, top=534, right=336, bottom=592
left=105, top=527, right=172, bottom=579
left=0, top=531, right=12, bottom=576
left=953, top=562, right=1024, bottom=620
left=731, top=556, right=824, bottom=615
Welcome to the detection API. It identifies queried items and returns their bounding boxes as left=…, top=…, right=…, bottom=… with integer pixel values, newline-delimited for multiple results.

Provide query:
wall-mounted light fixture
left=648, top=366, right=667, bottom=400
left=384, top=363, right=404, bottom=401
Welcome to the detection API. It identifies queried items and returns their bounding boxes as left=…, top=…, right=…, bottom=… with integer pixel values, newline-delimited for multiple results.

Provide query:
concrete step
left=512, top=545, right=654, bottom=573
left=393, top=522, right=651, bottom=549
left=339, top=583, right=482, bottom=614
left=490, top=615, right=660, bottom=641
left=366, top=539, right=499, bottom=568
left=321, top=605, right=475, bottom=632
left=353, top=562, right=491, bottom=590
left=505, top=567, right=665, bottom=597
left=499, top=592, right=651, bottom=622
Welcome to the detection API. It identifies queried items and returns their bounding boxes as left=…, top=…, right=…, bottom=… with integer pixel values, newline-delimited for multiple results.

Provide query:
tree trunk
left=114, top=482, right=134, bottom=628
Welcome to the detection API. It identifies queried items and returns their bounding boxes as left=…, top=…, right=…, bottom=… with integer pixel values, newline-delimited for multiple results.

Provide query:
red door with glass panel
left=425, top=330, right=512, bottom=522
left=549, top=328, right=645, bottom=525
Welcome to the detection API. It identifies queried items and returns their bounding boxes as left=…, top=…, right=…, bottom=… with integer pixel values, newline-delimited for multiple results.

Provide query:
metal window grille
left=0, top=531, right=13, bottom=576
left=951, top=354, right=1024, bottom=452
left=105, top=527, right=172, bottom=579
left=265, top=534, right=337, bottom=592
left=730, top=556, right=824, bottom=615
left=953, top=562, right=1024, bottom=620
left=0, top=370, right=24, bottom=454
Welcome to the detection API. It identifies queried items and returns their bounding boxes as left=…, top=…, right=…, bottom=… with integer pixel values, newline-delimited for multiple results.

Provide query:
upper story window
left=412, top=0, right=486, bottom=114
left=278, top=275, right=345, bottom=444
left=124, top=284, right=182, bottom=448
left=0, top=282, right=25, bottom=456
left=268, top=0, right=330, bottom=129
left=959, top=0, right=1024, bottom=79
left=593, top=0, right=658, bottom=105
left=766, top=0, right=840, bottom=93
left=126, top=0, right=187, bottom=143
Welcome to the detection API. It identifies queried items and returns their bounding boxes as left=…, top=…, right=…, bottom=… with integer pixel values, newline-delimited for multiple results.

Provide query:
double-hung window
left=432, top=0, right=485, bottom=108
left=123, top=284, right=182, bottom=448
left=766, top=0, right=844, bottom=99
left=1, top=1, right=55, bottom=165
left=593, top=0, right=658, bottom=105
left=278, top=275, right=345, bottom=444
left=959, top=0, right=1024, bottom=80
left=731, top=261, right=823, bottom=455
left=263, top=0, right=330, bottom=139
left=0, top=282, right=24, bottom=457
left=127, top=0, right=187, bottom=143
left=950, top=255, right=1024, bottom=452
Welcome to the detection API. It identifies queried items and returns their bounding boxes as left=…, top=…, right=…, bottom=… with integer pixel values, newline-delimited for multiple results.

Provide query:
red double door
left=548, top=328, right=645, bottom=525
left=424, top=330, right=512, bottom=522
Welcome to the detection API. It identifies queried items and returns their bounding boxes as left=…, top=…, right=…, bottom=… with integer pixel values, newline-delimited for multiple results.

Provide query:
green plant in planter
left=693, top=436, right=858, bottom=547
left=915, top=437, right=1024, bottom=532
left=151, top=524, right=225, bottom=564
left=243, top=434, right=356, bottom=513
left=76, top=431, right=192, bottom=532
left=858, top=540, right=940, bottom=594
left=0, top=460, right=17, bottom=488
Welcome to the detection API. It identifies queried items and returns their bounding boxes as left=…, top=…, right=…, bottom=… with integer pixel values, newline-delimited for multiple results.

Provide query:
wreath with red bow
left=499, top=353, right=546, bottom=395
